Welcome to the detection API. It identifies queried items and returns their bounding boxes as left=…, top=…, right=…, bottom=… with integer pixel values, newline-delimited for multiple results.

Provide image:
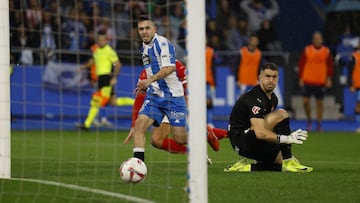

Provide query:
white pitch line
left=10, top=178, right=155, bottom=203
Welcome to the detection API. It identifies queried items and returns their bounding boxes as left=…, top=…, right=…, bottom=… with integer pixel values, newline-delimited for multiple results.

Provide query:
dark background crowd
left=9, top=0, right=360, bottom=64
left=9, top=0, right=360, bottom=115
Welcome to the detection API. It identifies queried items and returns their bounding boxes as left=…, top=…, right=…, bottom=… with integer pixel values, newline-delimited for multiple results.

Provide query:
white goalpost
left=0, top=0, right=11, bottom=179
left=187, top=1, right=207, bottom=202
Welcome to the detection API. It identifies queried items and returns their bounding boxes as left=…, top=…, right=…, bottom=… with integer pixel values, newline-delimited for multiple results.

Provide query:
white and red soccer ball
left=119, top=157, right=147, bottom=183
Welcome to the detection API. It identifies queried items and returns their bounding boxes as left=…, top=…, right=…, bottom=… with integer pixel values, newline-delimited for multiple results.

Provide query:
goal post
left=0, top=0, right=11, bottom=179
left=187, top=0, right=207, bottom=202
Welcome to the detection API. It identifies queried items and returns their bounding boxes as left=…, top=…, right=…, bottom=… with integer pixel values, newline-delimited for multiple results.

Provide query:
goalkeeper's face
left=138, top=20, right=156, bottom=44
left=259, top=69, right=278, bottom=93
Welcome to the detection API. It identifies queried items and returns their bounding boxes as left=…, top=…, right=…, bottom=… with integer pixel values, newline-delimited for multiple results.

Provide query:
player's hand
left=77, top=66, right=84, bottom=73
left=110, top=77, right=117, bottom=86
left=134, top=86, right=146, bottom=95
left=350, top=86, right=356, bottom=93
left=325, top=78, right=332, bottom=88
left=137, top=78, right=152, bottom=90
left=279, top=129, right=308, bottom=144
left=299, top=79, right=304, bottom=87
left=124, top=127, right=135, bottom=144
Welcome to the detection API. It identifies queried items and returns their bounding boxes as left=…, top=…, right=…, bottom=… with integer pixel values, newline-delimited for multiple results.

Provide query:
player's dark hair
left=260, top=62, right=278, bottom=72
left=96, top=30, right=106, bottom=36
left=249, top=33, right=258, bottom=40
left=138, top=15, right=152, bottom=23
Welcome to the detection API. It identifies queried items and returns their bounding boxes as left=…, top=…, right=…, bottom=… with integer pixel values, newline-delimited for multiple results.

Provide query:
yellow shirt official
left=93, top=44, right=119, bottom=76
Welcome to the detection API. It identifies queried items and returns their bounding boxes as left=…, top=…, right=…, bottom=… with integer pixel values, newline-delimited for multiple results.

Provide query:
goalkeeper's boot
left=75, top=122, right=89, bottom=131
left=282, top=157, right=313, bottom=172
left=224, top=156, right=251, bottom=172
left=207, top=125, right=219, bottom=151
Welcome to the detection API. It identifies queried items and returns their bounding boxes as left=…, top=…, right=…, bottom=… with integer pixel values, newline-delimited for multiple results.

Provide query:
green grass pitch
left=1, top=130, right=360, bottom=202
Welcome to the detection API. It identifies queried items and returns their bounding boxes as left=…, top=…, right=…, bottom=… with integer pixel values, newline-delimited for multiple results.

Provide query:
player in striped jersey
left=126, top=60, right=220, bottom=155
left=131, top=15, right=187, bottom=162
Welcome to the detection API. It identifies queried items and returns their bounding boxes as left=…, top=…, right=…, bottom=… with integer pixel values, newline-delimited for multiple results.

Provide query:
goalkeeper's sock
left=116, top=97, right=135, bottom=106
left=84, top=106, right=100, bottom=128
left=251, top=163, right=282, bottom=171
left=274, top=117, right=292, bottom=159
left=133, top=148, right=145, bottom=162
left=213, top=128, right=228, bottom=139
left=160, top=138, right=187, bottom=154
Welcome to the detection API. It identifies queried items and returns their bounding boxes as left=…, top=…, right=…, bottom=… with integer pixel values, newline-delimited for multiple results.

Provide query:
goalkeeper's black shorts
left=228, top=129, right=280, bottom=163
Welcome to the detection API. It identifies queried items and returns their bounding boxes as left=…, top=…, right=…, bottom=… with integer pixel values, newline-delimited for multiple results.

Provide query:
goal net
left=3, top=0, right=207, bottom=202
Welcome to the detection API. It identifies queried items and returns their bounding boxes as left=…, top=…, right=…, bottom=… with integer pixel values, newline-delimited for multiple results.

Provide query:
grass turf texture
left=1, top=130, right=360, bottom=202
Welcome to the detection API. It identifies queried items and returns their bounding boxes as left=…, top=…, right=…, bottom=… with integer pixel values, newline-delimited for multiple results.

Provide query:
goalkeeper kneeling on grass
left=225, top=63, right=313, bottom=172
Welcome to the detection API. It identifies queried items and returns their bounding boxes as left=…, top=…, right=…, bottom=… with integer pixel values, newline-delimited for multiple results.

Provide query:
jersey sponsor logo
left=161, top=54, right=171, bottom=66
left=252, top=106, right=261, bottom=115
left=142, top=54, right=150, bottom=65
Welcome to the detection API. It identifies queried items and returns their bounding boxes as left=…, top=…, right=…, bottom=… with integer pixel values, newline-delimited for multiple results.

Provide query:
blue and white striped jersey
left=141, top=33, right=184, bottom=97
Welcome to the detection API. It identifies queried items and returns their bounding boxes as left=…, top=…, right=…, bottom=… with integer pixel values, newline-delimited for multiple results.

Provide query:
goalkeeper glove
left=277, top=129, right=308, bottom=144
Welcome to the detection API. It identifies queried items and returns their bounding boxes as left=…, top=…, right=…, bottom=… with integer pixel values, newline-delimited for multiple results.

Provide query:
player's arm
left=150, top=66, right=175, bottom=81
left=137, top=40, right=176, bottom=90
left=325, top=52, right=334, bottom=88
left=348, top=56, right=356, bottom=92
left=240, top=0, right=252, bottom=13
left=251, top=117, right=278, bottom=142
left=250, top=117, right=307, bottom=144
left=124, top=92, right=146, bottom=144
left=267, top=0, right=279, bottom=19
left=137, top=66, right=175, bottom=90
left=110, top=53, right=122, bottom=86
left=78, top=58, right=94, bottom=71
left=176, top=61, right=188, bottom=101
left=237, top=50, right=243, bottom=85
left=112, top=60, right=122, bottom=78
left=131, top=92, right=146, bottom=128
left=298, top=49, right=306, bottom=87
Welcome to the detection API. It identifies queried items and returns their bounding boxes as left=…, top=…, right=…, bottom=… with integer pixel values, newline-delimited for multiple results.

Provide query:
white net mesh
left=5, top=0, right=190, bottom=202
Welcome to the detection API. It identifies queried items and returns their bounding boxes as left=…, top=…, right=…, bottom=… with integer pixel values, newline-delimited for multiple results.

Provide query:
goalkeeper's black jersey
left=228, top=85, right=278, bottom=132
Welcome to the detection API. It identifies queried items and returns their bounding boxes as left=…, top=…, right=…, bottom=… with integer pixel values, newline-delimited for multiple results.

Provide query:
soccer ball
left=119, top=157, right=147, bottom=183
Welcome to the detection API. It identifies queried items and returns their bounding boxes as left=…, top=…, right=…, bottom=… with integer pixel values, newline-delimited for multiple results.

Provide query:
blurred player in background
left=125, top=60, right=220, bottom=154
left=76, top=30, right=134, bottom=130
left=237, top=34, right=262, bottom=97
left=206, top=43, right=216, bottom=127
left=225, top=63, right=313, bottom=172
left=348, top=41, right=360, bottom=132
left=81, top=43, right=113, bottom=128
left=298, top=31, right=334, bottom=131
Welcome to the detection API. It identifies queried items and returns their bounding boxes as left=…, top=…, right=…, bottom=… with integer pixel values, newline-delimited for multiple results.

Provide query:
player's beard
left=264, top=83, right=275, bottom=93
